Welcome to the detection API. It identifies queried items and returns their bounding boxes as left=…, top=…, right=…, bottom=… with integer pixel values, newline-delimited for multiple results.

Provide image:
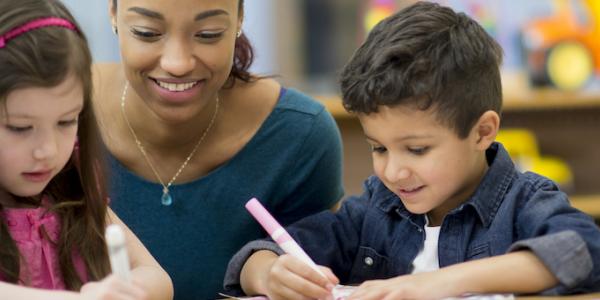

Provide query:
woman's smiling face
left=111, top=0, right=242, bottom=122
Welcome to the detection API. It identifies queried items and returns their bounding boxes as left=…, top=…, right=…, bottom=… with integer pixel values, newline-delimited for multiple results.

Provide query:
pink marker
left=245, top=198, right=326, bottom=277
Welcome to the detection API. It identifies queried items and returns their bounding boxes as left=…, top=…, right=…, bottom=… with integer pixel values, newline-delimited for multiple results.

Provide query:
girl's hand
left=347, top=270, right=459, bottom=300
left=79, top=274, right=148, bottom=300
left=263, top=254, right=339, bottom=300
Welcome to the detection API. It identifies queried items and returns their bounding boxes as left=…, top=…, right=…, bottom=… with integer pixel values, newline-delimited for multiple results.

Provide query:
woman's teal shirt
left=108, top=88, right=344, bottom=300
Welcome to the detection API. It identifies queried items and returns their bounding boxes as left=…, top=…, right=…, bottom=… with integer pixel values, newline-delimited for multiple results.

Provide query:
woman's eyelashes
left=130, top=27, right=226, bottom=41
left=130, top=27, right=161, bottom=40
left=195, top=30, right=225, bottom=40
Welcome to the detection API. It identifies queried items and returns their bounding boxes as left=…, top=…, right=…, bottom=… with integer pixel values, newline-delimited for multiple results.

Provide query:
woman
left=92, top=0, right=344, bottom=299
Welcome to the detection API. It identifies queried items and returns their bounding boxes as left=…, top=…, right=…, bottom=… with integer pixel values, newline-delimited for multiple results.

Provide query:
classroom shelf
left=571, top=195, right=600, bottom=219
left=316, top=90, right=600, bottom=119
left=503, top=89, right=600, bottom=111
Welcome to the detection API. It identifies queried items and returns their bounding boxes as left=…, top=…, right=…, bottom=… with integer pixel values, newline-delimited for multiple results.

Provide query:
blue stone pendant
left=161, top=188, right=173, bottom=206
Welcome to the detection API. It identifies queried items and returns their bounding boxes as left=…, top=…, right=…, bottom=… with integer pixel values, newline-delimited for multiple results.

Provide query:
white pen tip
left=105, top=224, right=126, bottom=246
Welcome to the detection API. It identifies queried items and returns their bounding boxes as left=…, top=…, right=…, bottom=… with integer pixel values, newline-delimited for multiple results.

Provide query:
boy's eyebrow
left=127, top=7, right=229, bottom=21
left=395, top=134, right=434, bottom=141
left=363, top=133, right=378, bottom=143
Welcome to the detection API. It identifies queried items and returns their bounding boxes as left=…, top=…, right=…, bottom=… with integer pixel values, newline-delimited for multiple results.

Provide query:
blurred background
left=63, top=0, right=600, bottom=219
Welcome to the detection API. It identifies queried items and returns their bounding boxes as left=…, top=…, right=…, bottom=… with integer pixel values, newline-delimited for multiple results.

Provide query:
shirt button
left=364, top=256, right=374, bottom=266
left=417, top=228, right=423, bottom=232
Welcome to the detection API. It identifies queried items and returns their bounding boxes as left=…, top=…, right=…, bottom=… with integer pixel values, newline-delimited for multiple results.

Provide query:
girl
left=0, top=0, right=173, bottom=299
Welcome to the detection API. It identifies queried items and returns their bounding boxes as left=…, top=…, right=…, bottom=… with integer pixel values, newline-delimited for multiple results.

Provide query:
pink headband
left=0, top=17, right=79, bottom=49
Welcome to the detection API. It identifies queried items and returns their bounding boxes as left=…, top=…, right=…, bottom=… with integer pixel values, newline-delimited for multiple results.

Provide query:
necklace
left=120, top=82, right=219, bottom=206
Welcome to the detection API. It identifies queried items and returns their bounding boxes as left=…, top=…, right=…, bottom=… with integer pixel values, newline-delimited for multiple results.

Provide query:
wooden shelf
left=317, top=91, right=600, bottom=119
left=317, top=95, right=351, bottom=118
left=571, top=195, right=600, bottom=219
left=503, top=89, right=600, bottom=111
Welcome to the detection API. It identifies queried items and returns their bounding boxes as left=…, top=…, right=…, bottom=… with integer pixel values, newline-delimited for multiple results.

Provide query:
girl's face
left=0, top=74, right=83, bottom=198
left=111, top=0, right=241, bottom=123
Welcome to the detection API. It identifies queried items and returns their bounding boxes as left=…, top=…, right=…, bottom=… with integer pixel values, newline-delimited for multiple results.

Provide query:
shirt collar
left=462, top=142, right=516, bottom=227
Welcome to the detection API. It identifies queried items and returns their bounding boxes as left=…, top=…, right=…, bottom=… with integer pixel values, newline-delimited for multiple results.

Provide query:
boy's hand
left=264, top=254, right=339, bottom=300
left=347, top=270, right=459, bottom=300
left=79, top=274, right=148, bottom=300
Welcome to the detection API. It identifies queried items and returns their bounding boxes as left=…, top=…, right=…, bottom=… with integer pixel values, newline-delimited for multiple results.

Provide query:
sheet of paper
left=332, top=284, right=356, bottom=299
left=219, top=287, right=515, bottom=300
left=444, top=294, right=515, bottom=300
left=218, top=294, right=268, bottom=300
left=218, top=284, right=355, bottom=300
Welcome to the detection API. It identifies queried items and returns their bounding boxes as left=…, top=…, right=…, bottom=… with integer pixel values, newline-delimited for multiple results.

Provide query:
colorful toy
left=521, top=0, right=600, bottom=90
left=364, top=0, right=396, bottom=33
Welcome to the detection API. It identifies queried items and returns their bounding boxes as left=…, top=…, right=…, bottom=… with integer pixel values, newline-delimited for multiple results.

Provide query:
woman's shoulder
left=277, top=87, right=326, bottom=116
left=250, top=80, right=327, bottom=119
left=233, top=77, right=280, bottom=102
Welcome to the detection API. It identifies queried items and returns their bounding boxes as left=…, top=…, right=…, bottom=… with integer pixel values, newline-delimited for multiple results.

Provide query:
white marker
left=105, top=224, right=132, bottom=282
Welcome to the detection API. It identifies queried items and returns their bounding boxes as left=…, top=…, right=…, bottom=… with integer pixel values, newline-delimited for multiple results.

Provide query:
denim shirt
left=225, top=143, right=600, bottom=295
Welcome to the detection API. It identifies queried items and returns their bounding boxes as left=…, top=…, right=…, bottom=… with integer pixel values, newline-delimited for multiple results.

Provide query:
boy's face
left=0, top=74, right=83, bottom=199
left=358, top=105, right=490, bottom=226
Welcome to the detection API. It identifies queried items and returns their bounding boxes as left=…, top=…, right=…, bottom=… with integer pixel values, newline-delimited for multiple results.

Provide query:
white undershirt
left=411, top=217, right=441, bottom=274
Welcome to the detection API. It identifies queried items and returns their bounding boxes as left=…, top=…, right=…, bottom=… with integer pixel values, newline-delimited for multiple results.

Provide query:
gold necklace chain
left=119, top=82, right=219, bottom=206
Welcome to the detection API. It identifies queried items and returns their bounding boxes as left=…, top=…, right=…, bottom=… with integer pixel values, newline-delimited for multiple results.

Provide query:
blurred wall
left=62, top=0, right=119, bottom=62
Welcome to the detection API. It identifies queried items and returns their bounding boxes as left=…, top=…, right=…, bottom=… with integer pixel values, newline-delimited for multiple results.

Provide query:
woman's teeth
left=156, top=80, right=197, bottom=92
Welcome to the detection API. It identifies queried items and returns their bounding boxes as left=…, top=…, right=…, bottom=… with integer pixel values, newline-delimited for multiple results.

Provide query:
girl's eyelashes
left=58, top=118, right=78, bottom=127
left=4, top=118, right=77, bottom=133
left=6, top=125, right=32, bottom=133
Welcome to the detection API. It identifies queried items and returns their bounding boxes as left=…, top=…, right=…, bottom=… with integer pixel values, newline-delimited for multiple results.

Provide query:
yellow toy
left=496, top=129, right=573, bottom=190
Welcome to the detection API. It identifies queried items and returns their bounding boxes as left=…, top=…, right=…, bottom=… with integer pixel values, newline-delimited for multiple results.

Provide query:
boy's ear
left=473, top=110, right=500, bottom=151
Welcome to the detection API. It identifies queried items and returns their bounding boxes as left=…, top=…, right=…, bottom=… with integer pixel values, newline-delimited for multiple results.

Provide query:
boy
left=223, top=2, right=600, bottom=299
